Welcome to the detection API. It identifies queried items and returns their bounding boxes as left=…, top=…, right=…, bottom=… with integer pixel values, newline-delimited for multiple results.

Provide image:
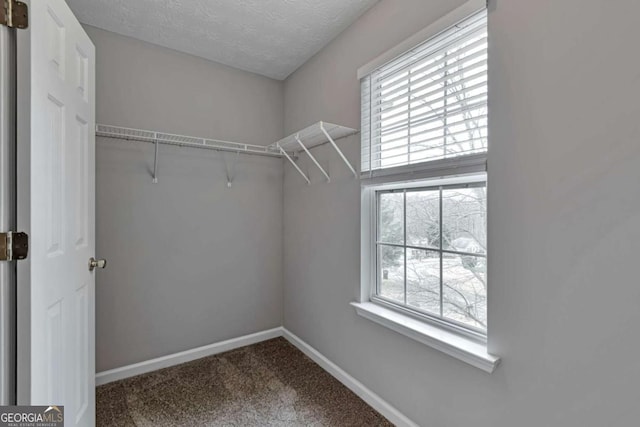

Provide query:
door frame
left=15, top=8, right=31, bottom=404
left=0, top=23, right=17, bottom=407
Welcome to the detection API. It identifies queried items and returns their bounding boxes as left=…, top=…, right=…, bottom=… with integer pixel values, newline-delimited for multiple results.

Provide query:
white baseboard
left=281, top=329, right=419, bottom=427
left=95, top=327, right=283, bottom=386
left=95, top=326, right=416, bottom=426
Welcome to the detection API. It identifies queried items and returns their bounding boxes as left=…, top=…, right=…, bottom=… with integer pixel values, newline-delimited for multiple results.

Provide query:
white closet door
left=17, top=0, right=96, bottom=425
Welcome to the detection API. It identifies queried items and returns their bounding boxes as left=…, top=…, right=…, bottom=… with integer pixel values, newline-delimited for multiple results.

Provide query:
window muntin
left=361, top=10, right=488, bottom=175
left=375, top=182, right=487, bottom=334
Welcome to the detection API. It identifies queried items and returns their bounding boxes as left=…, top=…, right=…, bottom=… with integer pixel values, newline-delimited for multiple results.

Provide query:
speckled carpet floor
left=96, top=337, right=393, bottom=426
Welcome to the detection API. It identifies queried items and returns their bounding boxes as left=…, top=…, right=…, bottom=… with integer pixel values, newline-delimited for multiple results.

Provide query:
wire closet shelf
left=96, top=122, right=359, bottom=185
left=96, top=124, right=279, bottom=157
left=268, top=121, right=359, bottom=184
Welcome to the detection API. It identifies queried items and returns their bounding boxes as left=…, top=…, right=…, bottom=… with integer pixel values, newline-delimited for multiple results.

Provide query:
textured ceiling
left=66, top=0, right=378, bottom=80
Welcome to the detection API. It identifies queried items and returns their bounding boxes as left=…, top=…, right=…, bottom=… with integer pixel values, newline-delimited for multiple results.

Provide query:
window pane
left=442, top=253, right=486, bottom=330
left=442, top=186, right=486, bottom=254
left=378, top=192, right=404, bottom=244
left=406, top=249, right=440, bottom=314
left=406, top=189, right=440, bottom=249
left=378, top=245, right=404, bottom=304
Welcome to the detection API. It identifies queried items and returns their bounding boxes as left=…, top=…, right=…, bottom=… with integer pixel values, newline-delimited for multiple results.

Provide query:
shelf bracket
left=279, top=144, right=310, bottom=185
left=152, top=133, right=159, bottom=183
left=295, top=134, right=330, bottom=183
left=319, top=121, right=357, bottom=178
left=224, top=151, right=240, bottom=188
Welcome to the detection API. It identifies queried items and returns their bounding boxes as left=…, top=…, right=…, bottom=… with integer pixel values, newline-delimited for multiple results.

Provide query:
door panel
left=74, top=116, right=89, bottom=249
left=17, top=1, right=95, bottom=425
left=45, top=94, right=64, bottom=256
left=75, top=282, right=89, bottom=423
left=45, top=301, right=62, bottom=403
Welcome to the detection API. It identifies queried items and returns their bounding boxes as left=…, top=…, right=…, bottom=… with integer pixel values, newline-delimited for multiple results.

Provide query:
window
left=358, top=5, right=490, bottom=344
left=375, top=180, right=487, bottom=336
left=361, top=9, right=487, bottom=177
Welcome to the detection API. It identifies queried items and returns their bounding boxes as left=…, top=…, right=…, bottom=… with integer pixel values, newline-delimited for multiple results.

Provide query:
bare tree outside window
left=377, top=185, right=486, bottom=331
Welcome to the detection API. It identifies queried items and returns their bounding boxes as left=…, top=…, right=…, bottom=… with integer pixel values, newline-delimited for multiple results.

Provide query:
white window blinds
left=361, top=10, right=488, bottom=176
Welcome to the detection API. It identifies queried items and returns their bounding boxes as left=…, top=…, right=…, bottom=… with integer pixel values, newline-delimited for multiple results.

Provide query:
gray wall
left=85, top=25, right=283, bottom=145
left=87, top=26, right=284, bottom=372
left=283, top=0, right=640, bottom=426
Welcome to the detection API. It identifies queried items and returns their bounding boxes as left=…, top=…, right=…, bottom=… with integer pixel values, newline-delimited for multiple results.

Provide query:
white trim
left=365, top=172, right=487, bottom=192
left=357, top=0, right=487, bottom=79
left=360, top=186, right=377, bottom=302
left=282, top=328, right=419, bottom=427
left=360, top=153, right=488, bottom=186
left=95, top=328, right=283, bottom=386
left=351, top=302, right=500, bottom=373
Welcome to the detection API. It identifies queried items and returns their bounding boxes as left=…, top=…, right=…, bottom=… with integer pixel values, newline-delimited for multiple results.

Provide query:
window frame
left=355, top=0, right=498, bottom=372
left=365, top=175, right=487, bottom=342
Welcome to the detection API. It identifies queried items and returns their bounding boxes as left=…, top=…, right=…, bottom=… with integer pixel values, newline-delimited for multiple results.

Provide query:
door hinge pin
left=0, top=0, right=28, bottom=29
left=0, top=232, right=29, bottom=261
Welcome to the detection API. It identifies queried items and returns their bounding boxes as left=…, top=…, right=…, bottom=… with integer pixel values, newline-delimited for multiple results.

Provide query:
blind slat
left=363, top=144, right=488, bottom=170
left=363, top=134, right=489, bottom=164
left=374, top=114, right=487, bottom=147
left=373, top=36, right=488, bottom=99
left=375, top=91, right=487, bottom=133
left=361, top=9, right=488, bottom=175
left=376, top=62, right=488, bottom=110
left=375, top=11, right=488, bottom=81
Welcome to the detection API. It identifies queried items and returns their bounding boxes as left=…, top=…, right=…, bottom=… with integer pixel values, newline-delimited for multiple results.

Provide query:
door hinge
left=0, top=232, right=29, bottom=261
left=0, top=0, right=28, bottom=29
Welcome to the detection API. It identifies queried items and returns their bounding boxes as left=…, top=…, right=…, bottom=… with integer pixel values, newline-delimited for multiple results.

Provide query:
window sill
left=351, top=302, right=500, bottom=373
